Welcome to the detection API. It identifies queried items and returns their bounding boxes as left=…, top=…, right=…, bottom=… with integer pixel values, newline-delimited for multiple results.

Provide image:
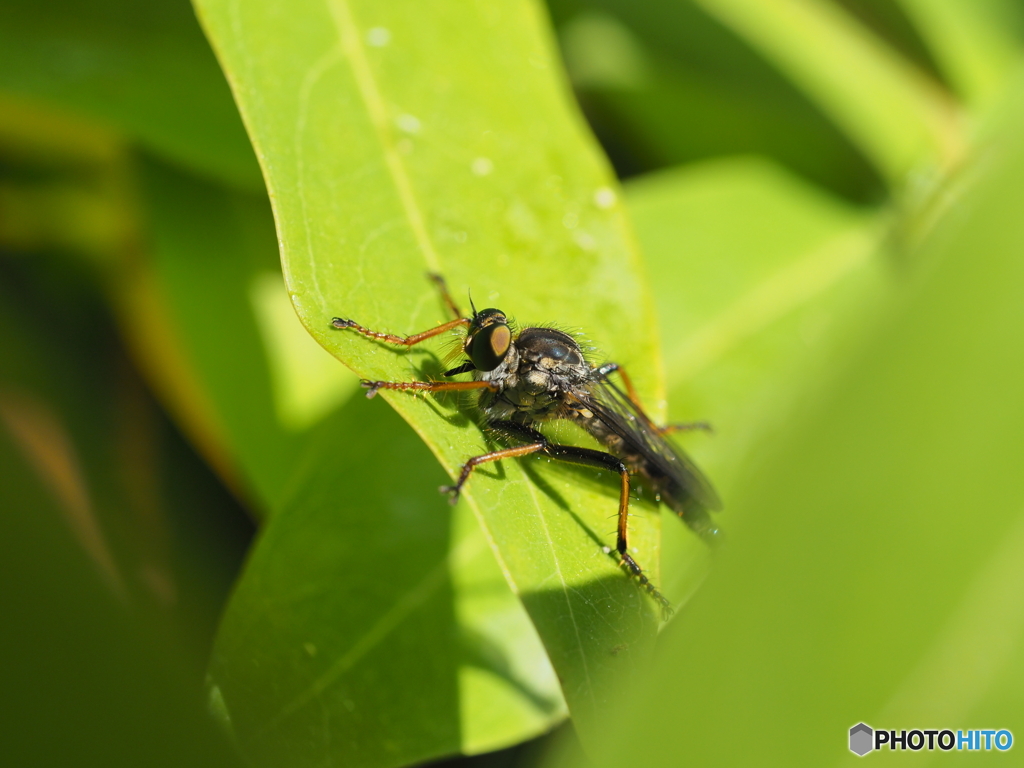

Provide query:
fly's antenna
left=468, top=290, right=478, bottom=318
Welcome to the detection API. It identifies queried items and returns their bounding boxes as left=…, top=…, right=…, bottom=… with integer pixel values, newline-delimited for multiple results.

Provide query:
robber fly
left=331, top=274, right=721, bottom=613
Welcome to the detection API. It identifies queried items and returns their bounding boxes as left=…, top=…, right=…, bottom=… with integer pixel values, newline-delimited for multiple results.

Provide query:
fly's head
left=464, top=308, right=513, bottom=372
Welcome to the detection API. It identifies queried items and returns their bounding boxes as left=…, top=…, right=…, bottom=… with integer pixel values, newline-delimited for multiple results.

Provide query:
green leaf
left=553, top=3, right=883, bottom=202
left=125, top=158, right=566, bottom=766
left=692, top=0, right=960, bottom=184
left=0, top=0, right=261, bottom=188
left=624, top=157, right=887, bottom=603
left=585, top=70, right=1024, bottom=768
left=209, top=397, right=566, bottom=768
left=193, top=0, right=674, bottom=754
left=896, top=0, right=1024, bottom=107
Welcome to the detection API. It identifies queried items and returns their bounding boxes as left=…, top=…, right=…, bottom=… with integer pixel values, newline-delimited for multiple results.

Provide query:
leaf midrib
left=327, top=0, right=442, bottom=275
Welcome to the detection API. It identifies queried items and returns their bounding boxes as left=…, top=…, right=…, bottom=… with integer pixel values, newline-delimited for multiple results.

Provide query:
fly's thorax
left=514, top=327, right=589, bottom=395
left=505, top=327, right=589, bottom=419
left=515, top=327, right=586, bottom=367
left=474, top=327, right=590, bottom=421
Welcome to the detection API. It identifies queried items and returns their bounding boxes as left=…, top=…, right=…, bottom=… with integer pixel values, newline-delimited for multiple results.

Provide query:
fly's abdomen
left=576, top=404, right=719, bottom=539
left=572, top=407, right=643, bottom=471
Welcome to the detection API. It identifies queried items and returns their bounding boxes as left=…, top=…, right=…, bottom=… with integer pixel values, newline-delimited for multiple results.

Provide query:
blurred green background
left=2, top=1, right=1023, bottom=767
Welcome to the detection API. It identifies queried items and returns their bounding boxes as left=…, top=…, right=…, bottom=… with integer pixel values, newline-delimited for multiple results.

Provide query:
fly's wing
left=583, top=376, right=723, bottom=513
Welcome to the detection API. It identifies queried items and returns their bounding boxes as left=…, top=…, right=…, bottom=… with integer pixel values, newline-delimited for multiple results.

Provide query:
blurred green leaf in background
left=2, top=1, right=1023, bottom=767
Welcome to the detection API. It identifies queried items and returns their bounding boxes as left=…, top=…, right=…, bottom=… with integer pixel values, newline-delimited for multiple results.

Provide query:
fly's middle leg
left=439, top=440, right=546, bottom=502
left=440, top=421, right=547, bottom=501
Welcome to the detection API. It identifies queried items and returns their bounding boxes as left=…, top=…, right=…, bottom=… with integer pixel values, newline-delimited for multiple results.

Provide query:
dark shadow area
left=426, top=722, right=578, bottom=768
left=406, top=355, right=477, bottom=429
left=0, top=251, right=252, bottom=768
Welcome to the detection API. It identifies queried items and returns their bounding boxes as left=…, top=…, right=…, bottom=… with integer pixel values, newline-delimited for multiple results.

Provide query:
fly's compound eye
left=466, top=323, right=511, bottom=371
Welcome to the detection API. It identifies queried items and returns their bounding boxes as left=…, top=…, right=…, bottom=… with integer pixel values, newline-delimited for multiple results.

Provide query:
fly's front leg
left=427, top=273, right=464, bottom=321
left=332, top=310, right=481, bottom=397
left=332, top=315, right=469, bottom=347
left=595, top=362, right=712, bottom=436
left=333, top=272, right=467, bottom=343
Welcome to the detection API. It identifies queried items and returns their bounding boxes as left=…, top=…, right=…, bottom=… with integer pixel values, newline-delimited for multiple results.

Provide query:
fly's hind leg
left=595, top=362, right=712, bottom=436
left=542, top=436, right=673, bottom=616
left=443, top=420, right=673, bottom=616
left=659, top=421, right=713, bottom=435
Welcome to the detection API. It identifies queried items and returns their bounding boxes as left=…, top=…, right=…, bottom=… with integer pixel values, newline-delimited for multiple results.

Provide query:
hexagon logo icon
left=850, top=723, right=874, bottom=756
